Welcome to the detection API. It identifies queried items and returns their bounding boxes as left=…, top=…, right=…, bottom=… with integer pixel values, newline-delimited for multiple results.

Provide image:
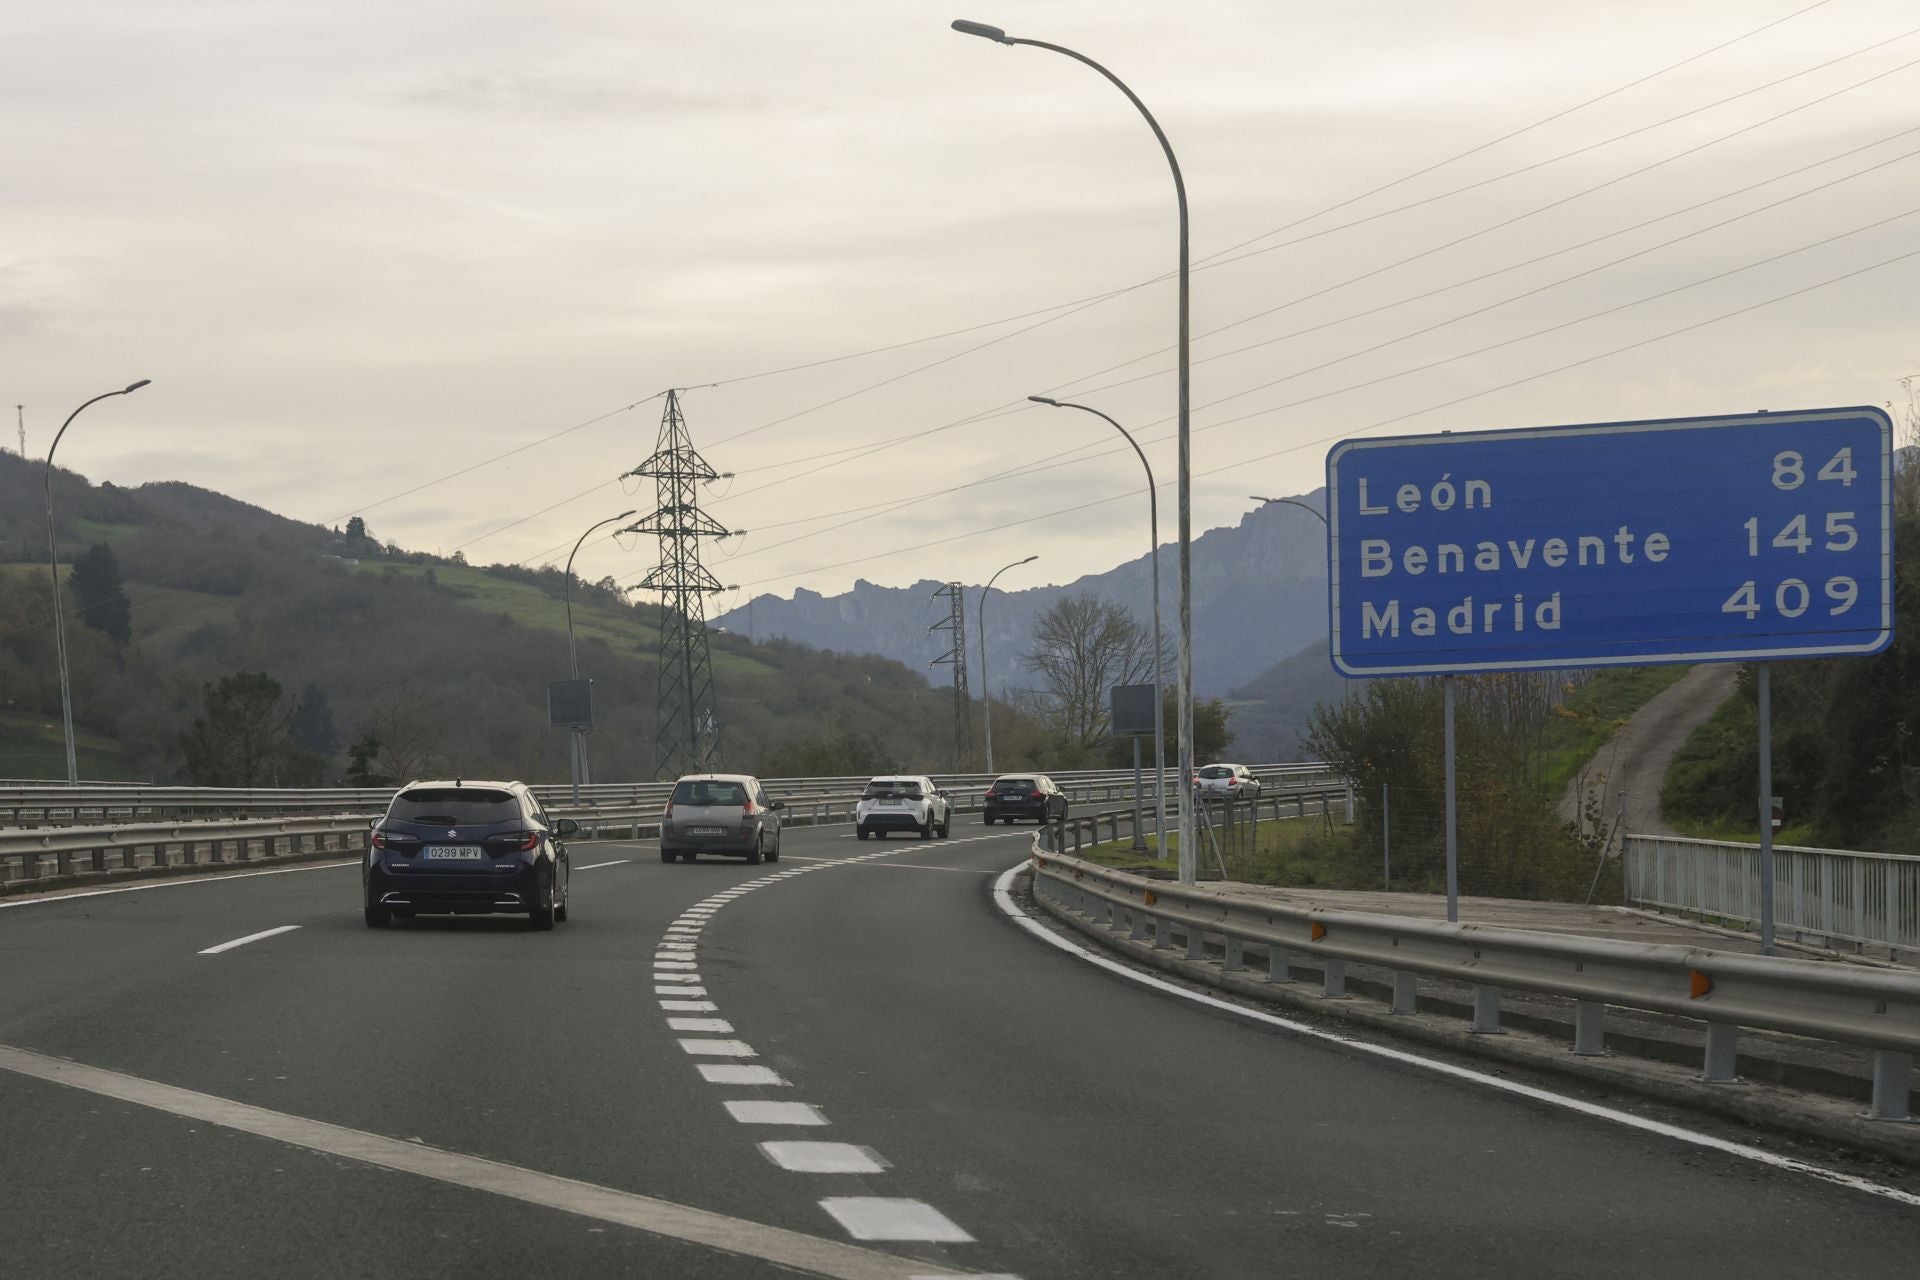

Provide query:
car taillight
left=371, top=830, right=389, bottom=850
left=663, top=802, right=673, bottom=820
left=513, top=831, right=539, bottom=851
left=742, top=801, right=757, bottom=816
left=1030, top=791, right=1043, bottom=800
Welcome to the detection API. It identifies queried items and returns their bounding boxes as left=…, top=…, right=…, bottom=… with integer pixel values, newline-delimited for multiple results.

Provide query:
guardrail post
left=1572, top=1001, right=1607, bottom=1056
left=1322, top=958, right=1347, bottom=999
left=1701, top=1023, right=1740, bottom=1082
left=1869, top=1050, right=1911, bottom=1121
left=1223, top=937, right=1245, bottom=972
left=1129, top=909, right=1149, bottom=941
left=1390, top=971, right=1417, bottom=1014
left=1185, top=926, right=1205, bottom=959
left=1268, top=949, right=1292, bottom=983
left=1152, top=916, right=1175, bottom=950
left=1470, top=986, right=1502, bottom=1034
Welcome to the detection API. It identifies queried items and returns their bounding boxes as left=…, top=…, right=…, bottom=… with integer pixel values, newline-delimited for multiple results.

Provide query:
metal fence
left=1624, top=835, right=1920, bottom=956
left=1030, top=843, right=1920, bottom=1120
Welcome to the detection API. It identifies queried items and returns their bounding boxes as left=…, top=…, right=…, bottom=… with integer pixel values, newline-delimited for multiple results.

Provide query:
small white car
left=1195, top=763, right=1262, bottom=802
left=855, top=775, right=952, bottom=840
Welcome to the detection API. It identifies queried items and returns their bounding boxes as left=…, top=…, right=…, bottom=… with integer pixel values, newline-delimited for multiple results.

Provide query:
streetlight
left=1251, top=494, right=1329, bottom=526
left=562, top=509, right=637, bottom=802
left=44, top=379, right=150, bottom=785
left=978, top=554, right=1038, bottom=776
left=1031, top=395, right=1166, bottom=857
left=952, top=18, right=1197, bottom=883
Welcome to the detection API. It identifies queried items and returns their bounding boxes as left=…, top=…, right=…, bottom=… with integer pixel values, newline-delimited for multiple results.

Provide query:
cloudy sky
left=6, top=0, right=1918, bottom=607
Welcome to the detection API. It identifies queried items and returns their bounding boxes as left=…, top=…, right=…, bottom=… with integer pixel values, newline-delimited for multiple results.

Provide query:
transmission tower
left=929, top=582, right=974, bottom=772
left=624, top=390, right=737, bottom=780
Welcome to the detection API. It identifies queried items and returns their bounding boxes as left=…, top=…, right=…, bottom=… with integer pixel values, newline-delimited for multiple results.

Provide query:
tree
left=342, top=730, right=391, bottom=787
left=69, top=542, right=132, bottom=646
left=366, top=687, right=446, bottom=782
left=1023, top=595, right=1164, bottom=752
left=291, top=682, right=341, bottom=758
left=180, top=671, right=319, bottom=785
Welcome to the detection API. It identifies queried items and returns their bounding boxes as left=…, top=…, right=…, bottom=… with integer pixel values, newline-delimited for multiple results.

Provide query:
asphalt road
left=2, top=818, right=1916, bottom=1277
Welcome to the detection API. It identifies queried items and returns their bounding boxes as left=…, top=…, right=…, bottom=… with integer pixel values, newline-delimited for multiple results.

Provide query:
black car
left=364, top=780, right=574, bottom=930
left=982, top=773, right=1068, bottom=825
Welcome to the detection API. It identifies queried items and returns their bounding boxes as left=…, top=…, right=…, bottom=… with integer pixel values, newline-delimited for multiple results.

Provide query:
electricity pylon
left=929, top=582, right=974, bottom=772
left=624, top=390, right=737, bottom=779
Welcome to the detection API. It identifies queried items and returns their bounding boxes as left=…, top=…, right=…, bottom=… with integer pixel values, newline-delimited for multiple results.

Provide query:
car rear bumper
left=984, top=803, right=1046, bottom=821
left=366, top=864, right=540, bottom=914
left=859, top=811, right=928, bottom=831
left=662, top=826, right=758, bottom=854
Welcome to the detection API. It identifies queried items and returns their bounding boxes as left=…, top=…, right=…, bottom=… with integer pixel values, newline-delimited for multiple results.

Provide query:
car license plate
left=690, top=826, right=725, bottom=835
left=425, top=846, right=484, bottom=860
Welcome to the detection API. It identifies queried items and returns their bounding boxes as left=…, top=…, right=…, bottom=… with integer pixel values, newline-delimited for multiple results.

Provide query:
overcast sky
left=6, top=0, right=1918, bottom=607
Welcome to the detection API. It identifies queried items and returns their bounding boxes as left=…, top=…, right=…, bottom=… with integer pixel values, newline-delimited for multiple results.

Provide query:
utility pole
left=624, top=390, right=737, bottom=780
left=15, top=405, right=23, bottom=457
left=929, top=582, right=974, bottom=772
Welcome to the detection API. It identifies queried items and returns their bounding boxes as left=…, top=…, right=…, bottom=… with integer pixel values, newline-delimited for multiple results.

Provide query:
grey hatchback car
left=660, top=773, right=785, bottom=864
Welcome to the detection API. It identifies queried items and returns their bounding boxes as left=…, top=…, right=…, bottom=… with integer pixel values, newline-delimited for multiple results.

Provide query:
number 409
left=1721, top=577, right=1858, bottom=619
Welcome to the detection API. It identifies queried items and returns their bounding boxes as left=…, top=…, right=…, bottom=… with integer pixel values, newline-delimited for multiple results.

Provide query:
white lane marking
left=724, top=1101, right=828, bottom=1126
left=574, top=859, right=630, bottom=871
left=698, top=1063, right=789, bottom=1086
left=0, top=859, right=357, bottom=910
left=782, top=857, right=994, bottom=875
left=661, top=1000, right=720, bottom=1013
left=992, top=862, right=1920, bottom=1211
left=668, top=1017, right=734, bottom=1034
left=819, top=1199, right=973, bottom=1243
left=658, top=941, right=697, bottom=950
left=680, top=1039, right=755, bottom=1057
left=655, top=973, right=701, bottom=984
left=654, top=960, right=698, bottom=970
left=761, top=1142, right=889, bottom=1174
left=658, top=985, right=708, bottom=997
left=197, top=925, right=301, bottom=956
left=0, top=1043, right=946, bottom=1280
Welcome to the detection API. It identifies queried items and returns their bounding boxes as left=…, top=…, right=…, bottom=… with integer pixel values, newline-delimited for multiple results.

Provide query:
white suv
left=855, top=775, right=951, bottom=840
left=1195, top=763, right=1261, bottom=802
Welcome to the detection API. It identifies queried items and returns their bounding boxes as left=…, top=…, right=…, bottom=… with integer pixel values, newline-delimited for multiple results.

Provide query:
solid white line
left=818, top=1198, right=973, bottom=1243
left=760, top=1142, right=888, bottom=1174
left=574, top=859, right=630, bottom=871
left=0, top=1043, right=944, bottom=1280
left=668, top=1017, right=734, bottom=1034
left=724, top=1101, right=827, bottom=1126
left=991, top=862, right=1920, bottom=1210
left=698, top=1063, right=789, bottom=1086
left=0, top=859, right=357, bottom=910
left=680, top=1039, right=755, bottom=1057
left=661, top=1000, right=720, bottom=1013
left=781, top=858, right=993, bottom=875
left=197, top=925, right=302, bottom=956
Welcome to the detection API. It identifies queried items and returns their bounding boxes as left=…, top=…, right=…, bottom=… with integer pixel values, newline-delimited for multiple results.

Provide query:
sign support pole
left=1757, top=663, right=1775, bottom=956
left=1443, top=675, right=1459, bottom=923
left=1131, top=735, right=1147, bottom=852
left=1382, top=782, right=1390, bottom=889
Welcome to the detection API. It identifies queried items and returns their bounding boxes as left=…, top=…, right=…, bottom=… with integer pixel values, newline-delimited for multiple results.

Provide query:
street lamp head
left=123, top=380, right=151, bottom=394
left=1019, top=554, right=1039, bottom=565
left=1251, top=494, right=1278, bottom=503
left=1027, top=395, right=1061, bottom=407
left=616, top=508, right=638, bottom=520
left=951, top=19, right=1013, bottom=43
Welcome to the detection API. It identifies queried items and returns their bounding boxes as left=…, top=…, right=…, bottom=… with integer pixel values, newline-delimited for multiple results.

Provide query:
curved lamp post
left=1031, top=395, right=1167, bottom=857
left=1251, top=494, right=1329, bottom=527
left=45, top=379, right=150, bottom=784
left=978, top=553, right=1037, bottom=776
left=563, top=509, right=637, bottom=801
left=952, top=18, right=1197, bottom=882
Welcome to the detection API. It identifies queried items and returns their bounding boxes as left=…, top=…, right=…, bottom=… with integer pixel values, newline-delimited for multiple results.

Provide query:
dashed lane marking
left=760, top=1142, right=889, bottom=1174
left=197, top=925, right=302, bottom=955
left=573, top=859, right=630, bottom=871
left=0, top=1043, right=969, bottom=1280
left=679, top=1039, right=755, bottom=1057
left=724, top=1101, right=829, bottom=1126
left=667, top=1017, right=734, bottom=1034
left=661, top=1000, right=719, bottom=1012
left=698, top=1064, right=788, bottom=1086
left=819, top=1199, right=974, bottom=1244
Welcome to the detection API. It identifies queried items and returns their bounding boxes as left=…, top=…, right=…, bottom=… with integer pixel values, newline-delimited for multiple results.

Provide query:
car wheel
left=918, top=818, right=931, bottom=840
left=555, top=900, right=569, bottom=923
left=364, top=904, right=391, bottom=929
left=938, top=817, right=950, bottom=838
left=660, top=848, right=675, bottom=864
left=766, top=837, right=781, bottom=863
left=856, top=826, right=870, bottom=841
left=745, top=839, right=763, bottom=865
left=529, top=876, right=556, bottom=931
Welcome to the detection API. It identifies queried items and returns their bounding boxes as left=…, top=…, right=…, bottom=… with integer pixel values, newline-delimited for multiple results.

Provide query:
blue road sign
left=1326, top=407, right=1894, bottom=677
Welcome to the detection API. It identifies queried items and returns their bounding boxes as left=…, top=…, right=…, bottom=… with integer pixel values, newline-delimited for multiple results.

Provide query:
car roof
left=672, top=773, right=759, bottom=784
left=401, top=779, right=523, bottom=792
left=867, top=775, right=929, bottom=783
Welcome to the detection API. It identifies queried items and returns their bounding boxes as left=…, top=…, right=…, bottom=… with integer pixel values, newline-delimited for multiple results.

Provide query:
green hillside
left=0, top=450, right=950, bottom=783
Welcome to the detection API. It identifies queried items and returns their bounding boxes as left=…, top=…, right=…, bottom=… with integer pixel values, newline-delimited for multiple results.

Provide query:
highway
left=2, top=818, right=1916, bottom=1278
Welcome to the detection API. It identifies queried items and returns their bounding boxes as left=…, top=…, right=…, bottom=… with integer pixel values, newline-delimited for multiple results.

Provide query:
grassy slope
left=0, top=709, right=128, bottom=780
left=1535, top=665, right=1692, bottom=798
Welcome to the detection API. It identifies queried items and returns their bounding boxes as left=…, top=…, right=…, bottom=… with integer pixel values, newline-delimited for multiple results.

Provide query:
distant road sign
left=549, top=679, right=593, bottom=730
left=1326, top=407, right=1894, bottom=676
left=1110, top=683, right=1157, bottom=737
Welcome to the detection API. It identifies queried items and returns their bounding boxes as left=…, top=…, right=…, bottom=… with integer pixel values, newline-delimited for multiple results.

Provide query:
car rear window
left=389, top=788, right=519, bottom=825
left=1198, top=766, right=1233, bottom=779
left=993, top=778, right=1035, bottom=792
left=863, top=780, right=924, bottom=799
left=672, top=780, right=748, bottom=806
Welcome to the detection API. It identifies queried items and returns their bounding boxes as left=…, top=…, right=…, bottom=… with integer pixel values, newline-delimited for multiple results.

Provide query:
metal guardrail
left=1029, top=842, right=1920, bottom=1121
left=0, top=815, right=375, bottom=883
left=0, top=763, right=1337, bottom=828
left=1625, top=835, right=1920, bottom=957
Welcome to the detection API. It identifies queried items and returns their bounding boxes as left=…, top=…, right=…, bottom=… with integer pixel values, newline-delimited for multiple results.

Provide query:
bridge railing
left=1028, top=843, right=1920, bottom=1121
left=1624, top=835, right=1920, bottom=957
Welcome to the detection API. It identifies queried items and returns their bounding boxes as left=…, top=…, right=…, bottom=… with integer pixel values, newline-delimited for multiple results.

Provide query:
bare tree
left=369, top=687, right=447, bottom=782
left=1023, top=595, right=1163, bottom=752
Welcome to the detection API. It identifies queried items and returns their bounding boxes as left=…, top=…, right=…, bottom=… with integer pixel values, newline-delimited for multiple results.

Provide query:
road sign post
left=1112, top=684, right=1156, bottom=854
left=1328, top=407, right=1893, bottom=938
